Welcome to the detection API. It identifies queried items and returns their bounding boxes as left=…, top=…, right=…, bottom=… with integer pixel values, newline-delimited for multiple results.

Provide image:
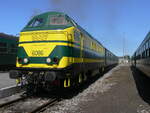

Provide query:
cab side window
left=74, top=30, right=80, bottom=43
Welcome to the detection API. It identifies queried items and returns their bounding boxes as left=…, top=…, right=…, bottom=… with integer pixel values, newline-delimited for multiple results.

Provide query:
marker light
left=23, top=58, right=28, bottom=64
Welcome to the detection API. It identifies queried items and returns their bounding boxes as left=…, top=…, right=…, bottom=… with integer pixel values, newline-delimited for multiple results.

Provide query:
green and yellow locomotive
left=10, top=12, right=118, bottom=92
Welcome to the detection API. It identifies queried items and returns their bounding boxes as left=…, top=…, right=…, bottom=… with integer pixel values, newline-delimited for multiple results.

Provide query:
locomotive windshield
left=49, top=15, right=69, bottom=25
left=28, top=18, right=44, bottom=27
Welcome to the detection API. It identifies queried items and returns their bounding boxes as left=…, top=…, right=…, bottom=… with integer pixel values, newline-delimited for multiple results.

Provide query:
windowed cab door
left=73, top=29, right=84, bottom=73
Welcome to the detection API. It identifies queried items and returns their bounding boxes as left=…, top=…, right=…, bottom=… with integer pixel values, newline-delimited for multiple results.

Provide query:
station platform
left=0, top=72, right=16, bottom=89
left=77, top=64, right=150, bottom=113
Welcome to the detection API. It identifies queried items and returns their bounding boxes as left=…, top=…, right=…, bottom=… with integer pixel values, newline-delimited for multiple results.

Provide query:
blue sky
left=0, top=0, right=150, bottom=56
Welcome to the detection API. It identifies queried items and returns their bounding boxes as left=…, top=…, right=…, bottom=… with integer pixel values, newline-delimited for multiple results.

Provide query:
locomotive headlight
left=23, top=58, right=29, bottom=64
left=46, top=58, right=51, bottom=64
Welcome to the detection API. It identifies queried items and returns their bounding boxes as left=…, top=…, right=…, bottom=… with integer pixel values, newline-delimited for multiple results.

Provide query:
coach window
left=142, top=46, right=144, bottom=58
left=144, top=44, right=146, bottom=58
left=10, top=44, right=17, bottom=54
left=0, top=42, right=7, bottom=53
left=91, top=42, right=94, bottom=50
left=83, top=36, right=88, bottom=48
left=147, top=49, right=149, bottom=57
left=147, top=40, right=150, bottom=57
left=149, top=39, right=150, bottom=48
left=137, top=50, right=139, bottom=59
left=149, top=40, right=150, bottom=57
left=140, top=48, right=142, bottom=58
left=85, top=37, right=90, bottom=49
left=94, top=43, right=96, bottom=51
left=96, top=44, right=98, bottom=52
left=144, top=45, right=146, bottom=58
left=83, top=36, right=86, bottom=48
left=146, top=42, right=148, bottom=57
left=146, top=42, right=148, bottom=49
left=138, top=51, right=140, bottom=59
left=92, top=42, right=94, bottom=50
left=145, top=44, right=147, bottom=57
left=140, top=48, right=141, bottom=58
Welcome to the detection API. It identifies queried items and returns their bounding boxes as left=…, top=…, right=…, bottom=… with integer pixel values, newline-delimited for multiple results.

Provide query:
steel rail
left=28, top=98, right=59, bottom=113
left=0, top=96, right=27, bottom=108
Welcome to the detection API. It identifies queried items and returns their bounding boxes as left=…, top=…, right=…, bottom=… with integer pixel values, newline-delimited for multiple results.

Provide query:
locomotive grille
left=31, top=33, right=48, bottom=41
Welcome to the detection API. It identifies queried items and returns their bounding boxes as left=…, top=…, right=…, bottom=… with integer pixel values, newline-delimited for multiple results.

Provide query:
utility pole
left=123, top=33, right=126, bottom=63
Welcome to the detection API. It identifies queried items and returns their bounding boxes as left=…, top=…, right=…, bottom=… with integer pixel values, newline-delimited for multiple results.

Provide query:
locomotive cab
left=10, top=12, right=76, bottom=90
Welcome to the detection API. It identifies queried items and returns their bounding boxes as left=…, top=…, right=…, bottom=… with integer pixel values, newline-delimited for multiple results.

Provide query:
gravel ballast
left=44, top=65, right=121, bottom=113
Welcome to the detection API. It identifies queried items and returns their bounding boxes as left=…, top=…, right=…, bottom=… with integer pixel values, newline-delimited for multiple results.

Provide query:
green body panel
left=0, top=54, right=16, bottom=65
left=0, top=33, right=18, bottom=66
left=17, top=44, right=104, bottom=64
left=17, top=47, right=28, bottom=58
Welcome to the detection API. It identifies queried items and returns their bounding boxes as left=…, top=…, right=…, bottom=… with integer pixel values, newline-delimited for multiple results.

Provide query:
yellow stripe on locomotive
left=17, top=26, right=105, bottom=69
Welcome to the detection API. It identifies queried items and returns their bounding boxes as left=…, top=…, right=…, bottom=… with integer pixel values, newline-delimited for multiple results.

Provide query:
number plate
left=32, top=50, right=44, bottom=57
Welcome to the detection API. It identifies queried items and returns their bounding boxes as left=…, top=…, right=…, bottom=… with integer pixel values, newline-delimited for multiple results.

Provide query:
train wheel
left=78, top=72, right=87, bottom=84
left=78, top=73, right=82, bottom=84
left=83, top=72, right=87, bottom=81
left=99, top=67, right=105, bottom=75
left=102, top=67, right=105, bottom=72
left=99, top=68, right=102, bottom=74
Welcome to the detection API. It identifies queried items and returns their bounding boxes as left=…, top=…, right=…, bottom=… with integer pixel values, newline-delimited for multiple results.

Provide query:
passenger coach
left=0, top=33, right=18, bottom=70
left=132, top=32, right=150, bottom=76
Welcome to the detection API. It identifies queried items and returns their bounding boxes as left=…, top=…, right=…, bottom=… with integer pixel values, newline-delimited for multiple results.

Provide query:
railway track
left=29, top=98, right=59, bottom=113
left=0, top=96, right=27, bottom=108
left=0, top=94, right=60, bottom=113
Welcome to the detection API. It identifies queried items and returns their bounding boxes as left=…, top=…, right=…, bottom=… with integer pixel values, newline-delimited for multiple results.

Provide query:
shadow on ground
left=131, top=66, right=150, bottom=104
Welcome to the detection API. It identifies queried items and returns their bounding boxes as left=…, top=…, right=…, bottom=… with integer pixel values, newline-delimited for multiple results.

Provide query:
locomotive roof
left=33, top=12, right=66, bottom=17
left=138, top=31, right=150, bottom=49
left=22, top=12, right=72, bottom=32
